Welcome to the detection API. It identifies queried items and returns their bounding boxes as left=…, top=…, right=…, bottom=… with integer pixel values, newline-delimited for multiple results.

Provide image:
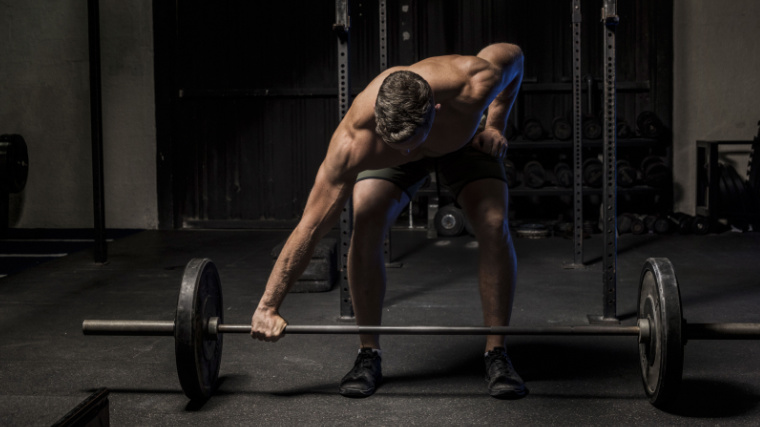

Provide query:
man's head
left=374, top=70, right=437, bottom=154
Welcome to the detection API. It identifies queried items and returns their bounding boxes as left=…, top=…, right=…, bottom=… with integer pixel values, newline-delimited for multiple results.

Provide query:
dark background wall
left=155, top=0, right=673, bottom=229
left=3, top=1, right=758, bottom=230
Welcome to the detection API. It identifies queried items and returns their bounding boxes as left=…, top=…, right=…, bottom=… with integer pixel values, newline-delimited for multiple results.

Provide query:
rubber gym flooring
left=1, top=228, right=759, bottom=426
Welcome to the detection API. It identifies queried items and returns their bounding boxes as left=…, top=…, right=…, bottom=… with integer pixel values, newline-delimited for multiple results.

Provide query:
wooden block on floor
left=271, top=238, right=337, bottom=292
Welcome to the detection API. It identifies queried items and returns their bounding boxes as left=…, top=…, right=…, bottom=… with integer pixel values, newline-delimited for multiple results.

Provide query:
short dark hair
left=374, top=70, right=435, bottom=145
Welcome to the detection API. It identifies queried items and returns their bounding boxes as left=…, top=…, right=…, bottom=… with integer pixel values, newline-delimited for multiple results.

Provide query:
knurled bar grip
left=82, top=319, right=760, bottom=339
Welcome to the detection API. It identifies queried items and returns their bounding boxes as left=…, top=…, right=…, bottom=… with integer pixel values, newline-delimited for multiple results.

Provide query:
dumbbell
left=552, top=116, right=573, bottom=141
left=554, top=162, right=573, bottom=188
left=643, top=215, right=672, bottom=235
left=618, top=213, right=646, bottom=235
left=582, top=117, right=603, bottom=140
left=523, top=160, right=547, bottom=189
left=582, top=158, right=603, bottom=188
left=637, top=111, right=665, bottom=140
left=641, top=156, right=669, bottom=187
left=522, top=118, right=545, bottom=141
left=617, top=160, right=638, bottom=188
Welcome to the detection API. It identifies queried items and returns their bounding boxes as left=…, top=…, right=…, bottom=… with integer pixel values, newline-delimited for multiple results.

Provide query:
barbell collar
left=82, top=320, right=175, bottom=336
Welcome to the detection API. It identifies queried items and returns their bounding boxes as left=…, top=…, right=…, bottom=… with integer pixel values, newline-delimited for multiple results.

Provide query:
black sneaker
left=484, top=347, right=528, bottom=399
left=339, top=348, right=382, bottom=397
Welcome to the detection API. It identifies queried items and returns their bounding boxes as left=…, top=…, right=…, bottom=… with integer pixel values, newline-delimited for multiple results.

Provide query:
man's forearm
left=257, top=225, right=321, bottom=312
left=486, top=73, right=522, bottom=135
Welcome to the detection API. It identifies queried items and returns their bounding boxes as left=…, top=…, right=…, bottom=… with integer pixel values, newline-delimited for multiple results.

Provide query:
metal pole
left=590, top=0, right=620, bottom=324
left=88, top=0, right=107, bottom=263
left=571, top=0, right=584, bottom=267
left=379, top=0, right=394, bottom=266
left=334, top=0, right=354, bottom=319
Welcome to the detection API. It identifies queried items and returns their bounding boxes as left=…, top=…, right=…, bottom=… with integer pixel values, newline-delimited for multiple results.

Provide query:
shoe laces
left=487, top=348, right=516, bottom=374
left=353, top=349, right=378, bottom=372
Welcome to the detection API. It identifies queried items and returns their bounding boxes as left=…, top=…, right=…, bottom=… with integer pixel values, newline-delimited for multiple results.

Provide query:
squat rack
left=335, top=0, right=622, bottom=323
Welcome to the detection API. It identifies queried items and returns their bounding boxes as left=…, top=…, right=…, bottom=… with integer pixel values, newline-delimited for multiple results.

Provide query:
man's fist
left=251, top=307, right=288, bottom=342
left=471, top=127, right=508, bottom=160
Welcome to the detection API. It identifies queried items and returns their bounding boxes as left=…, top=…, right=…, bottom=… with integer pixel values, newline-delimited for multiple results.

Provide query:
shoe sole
left=339, top=387, right=375, bottom=398
left=489, top=388, right=528, bottom=399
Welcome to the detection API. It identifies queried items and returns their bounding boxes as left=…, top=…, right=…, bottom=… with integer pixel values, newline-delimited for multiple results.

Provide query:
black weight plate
left=638, top=258, right=684, bottom=408
left=434, top=204, right=465, bottom=237
left=0, top=134, right=29, bottom=193
left=175, top=258, right=224, bottom=400
left=726, top=163, right=751, bottom=213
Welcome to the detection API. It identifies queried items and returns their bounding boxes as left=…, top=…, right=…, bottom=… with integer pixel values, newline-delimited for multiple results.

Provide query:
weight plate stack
left=515, top=223, right=550, bottom=239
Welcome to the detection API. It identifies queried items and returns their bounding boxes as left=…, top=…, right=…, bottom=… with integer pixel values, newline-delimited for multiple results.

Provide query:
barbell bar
left=83, top=319, right=760, bottom=339
left=81, top=257, right=760, bottom=408
left=83, top=320, right=643, bottom=337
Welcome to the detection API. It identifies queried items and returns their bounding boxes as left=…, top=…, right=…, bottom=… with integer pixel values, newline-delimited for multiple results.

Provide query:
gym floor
left=1, top=228, right=759, bottom=426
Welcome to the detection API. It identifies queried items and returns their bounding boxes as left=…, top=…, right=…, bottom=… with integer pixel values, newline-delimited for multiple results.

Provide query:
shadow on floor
left=663, top=378, right=760, bottom=418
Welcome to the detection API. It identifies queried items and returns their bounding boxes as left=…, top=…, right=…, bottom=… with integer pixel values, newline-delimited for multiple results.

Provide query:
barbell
left=82, top=257, right=760, bottom=407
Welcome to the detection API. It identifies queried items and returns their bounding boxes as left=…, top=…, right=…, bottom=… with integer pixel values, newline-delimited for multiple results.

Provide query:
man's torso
left=332, top=54, right=504, bottom=174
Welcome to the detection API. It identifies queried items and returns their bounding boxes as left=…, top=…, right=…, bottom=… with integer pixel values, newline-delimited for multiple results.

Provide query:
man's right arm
left=251, top=135, right=358, bottom=341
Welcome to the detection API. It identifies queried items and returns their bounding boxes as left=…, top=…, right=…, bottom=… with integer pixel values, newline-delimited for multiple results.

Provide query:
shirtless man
left=251, top=43, right=526, bottom=399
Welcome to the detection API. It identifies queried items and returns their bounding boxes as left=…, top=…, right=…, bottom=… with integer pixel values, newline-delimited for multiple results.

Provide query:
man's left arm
left=472, top=43, right=524, bottom=158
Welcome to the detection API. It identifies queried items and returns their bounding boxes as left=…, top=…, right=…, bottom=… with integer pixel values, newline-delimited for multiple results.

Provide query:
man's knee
left=470, top=209, right=510, bottom=243
left=352, top=179, right=408, bottom=230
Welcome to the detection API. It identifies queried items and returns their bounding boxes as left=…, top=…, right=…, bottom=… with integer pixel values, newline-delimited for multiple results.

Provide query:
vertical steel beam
left=593, top=0, right=620, bottom=323
left=0, top=143, right=8, bottom=231
left=335, top=0, right=354, bottom=319
left=571, top=0, right=584, bottom=267
left=88, top=0, right=107, bottom=263
left=379, top=1, right=393, bottom=267
left=379, top=1, right=388, bottom=71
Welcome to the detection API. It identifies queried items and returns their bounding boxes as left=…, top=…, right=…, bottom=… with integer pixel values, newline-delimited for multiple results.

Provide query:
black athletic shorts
left=356, top=145, right=507, bottom=201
